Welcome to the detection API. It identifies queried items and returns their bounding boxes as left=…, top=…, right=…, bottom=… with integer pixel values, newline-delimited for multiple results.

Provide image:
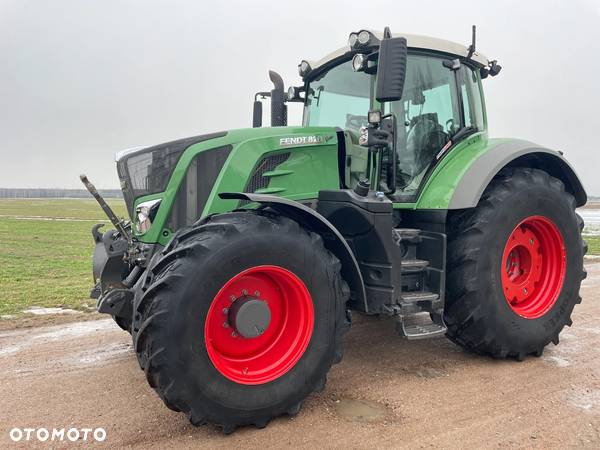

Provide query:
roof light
left=348, top=32, right=358, bottom=47
left=348, top=29, right=379, bottom=50
left=357, top=30, right=371, bottom=45
left=352, top=53, right=367, bottom=72
left=298, top=60, right=311, bottom=77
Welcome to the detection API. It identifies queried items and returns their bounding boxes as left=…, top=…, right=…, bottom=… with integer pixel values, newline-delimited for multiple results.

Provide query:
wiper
left=436, top=126, right=477, bottom=160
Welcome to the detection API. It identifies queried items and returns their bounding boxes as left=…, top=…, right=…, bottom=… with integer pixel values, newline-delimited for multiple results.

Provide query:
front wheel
left=444, top=168, right=586, bottom=360
left=134, top=210, right=349, bottom=432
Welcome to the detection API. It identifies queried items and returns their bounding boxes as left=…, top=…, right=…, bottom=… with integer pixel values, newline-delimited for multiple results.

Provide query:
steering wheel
left=445, top=118, right=456, bottom=134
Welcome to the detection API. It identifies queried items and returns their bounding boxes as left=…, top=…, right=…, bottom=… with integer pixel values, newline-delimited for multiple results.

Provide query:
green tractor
left=82, top=27, right=587, bottom=433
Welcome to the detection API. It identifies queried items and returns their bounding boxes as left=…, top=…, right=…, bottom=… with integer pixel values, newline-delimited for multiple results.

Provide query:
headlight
left=135, top=198, right=161, bottom=233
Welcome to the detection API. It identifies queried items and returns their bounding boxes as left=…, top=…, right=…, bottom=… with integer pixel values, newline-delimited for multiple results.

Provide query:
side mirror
left=252, top=99, right=262, bottom=128
left=252, top=92, right=270, bottom=128
left=375, top=33, right=407, bottom=103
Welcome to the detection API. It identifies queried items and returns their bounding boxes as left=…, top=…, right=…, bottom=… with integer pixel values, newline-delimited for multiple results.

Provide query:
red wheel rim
left=501, top=215, right=566, bottom=319
left=204, top=265, right=314, bottom=385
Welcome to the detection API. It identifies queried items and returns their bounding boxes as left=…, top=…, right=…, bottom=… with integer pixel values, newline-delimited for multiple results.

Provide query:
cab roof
left=306, top=32, right=489, bottom=73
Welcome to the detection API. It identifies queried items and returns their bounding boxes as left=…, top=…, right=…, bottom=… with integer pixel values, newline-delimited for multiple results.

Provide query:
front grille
left=239, top=152, right=290, bottom=206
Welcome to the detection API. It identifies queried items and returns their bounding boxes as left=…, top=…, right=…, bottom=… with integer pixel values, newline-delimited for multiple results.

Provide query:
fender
left=219, top=192, right=367, bottom=310
left=447, top=139, right=586, bottom=209
left=415, top=136, right=587, bottom=210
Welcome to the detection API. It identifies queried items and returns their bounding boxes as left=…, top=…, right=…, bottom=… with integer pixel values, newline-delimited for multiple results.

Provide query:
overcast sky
left=1, top=0, right=599, bottom=194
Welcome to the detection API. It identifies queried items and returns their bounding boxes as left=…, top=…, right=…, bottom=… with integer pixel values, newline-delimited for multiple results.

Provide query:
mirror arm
left=386, top=117, right=397, bottom=195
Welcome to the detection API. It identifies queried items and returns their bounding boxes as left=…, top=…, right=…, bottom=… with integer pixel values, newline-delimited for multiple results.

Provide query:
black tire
left=113, top=315, right=132, bottom=333
left=133, top=210, right=350, bottom=432
left=444, top=167, right=586, bottom=360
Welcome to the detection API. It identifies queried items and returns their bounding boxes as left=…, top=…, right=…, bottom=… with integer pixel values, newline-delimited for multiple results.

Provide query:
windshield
left=303, top=60, right=373, bottom=132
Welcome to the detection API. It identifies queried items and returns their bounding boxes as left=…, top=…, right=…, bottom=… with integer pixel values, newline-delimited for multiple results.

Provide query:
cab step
left=401, top=291, right=439, bottom=303
left=397, top=312, right=447, bottom=340
left=401, top=258, right=429, bottom=273
left=392, top=228, right=422, bottom=245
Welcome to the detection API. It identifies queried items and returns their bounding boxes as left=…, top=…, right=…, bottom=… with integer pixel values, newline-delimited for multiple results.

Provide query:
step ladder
left=393, top=227, right=447, bottom=339
left=397, top=312, right=447, bottom=340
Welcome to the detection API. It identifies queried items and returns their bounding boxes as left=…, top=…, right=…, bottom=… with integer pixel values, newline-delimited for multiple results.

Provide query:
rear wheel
left=133, top=210, right=349, bottom=432
left=444, top=168, right=586, bottom=360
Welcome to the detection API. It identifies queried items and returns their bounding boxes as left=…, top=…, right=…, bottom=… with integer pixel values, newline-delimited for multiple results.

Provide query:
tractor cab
left=297, top=29, right=497, bottom=202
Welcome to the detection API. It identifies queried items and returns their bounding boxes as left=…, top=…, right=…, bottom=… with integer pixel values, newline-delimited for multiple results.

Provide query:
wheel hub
left=503, top=225, right=541, bottom=304
left=500, top=215, right=566, bottom=319
left=228, top=296, right=271, bottom=338
left=204, top=265, right=314, bottom=385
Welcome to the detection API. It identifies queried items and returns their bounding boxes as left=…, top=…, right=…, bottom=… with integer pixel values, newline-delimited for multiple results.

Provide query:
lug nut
left=229, top=295, right=236, bottom=302
left=242, top=289, right=248, bottom=296
left=223, top=322, right=229, bottom=328
left=222, top=308, right=229, bottom=314
left=254, top=291, right=260, bottom=297
left=231, top=331, right=237, bottom=338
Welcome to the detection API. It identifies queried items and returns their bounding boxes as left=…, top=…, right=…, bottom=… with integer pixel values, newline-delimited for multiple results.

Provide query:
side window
left=459, top=66, right=485, bottom=130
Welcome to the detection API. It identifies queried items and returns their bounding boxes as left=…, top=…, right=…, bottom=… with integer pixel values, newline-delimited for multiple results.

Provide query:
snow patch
left=543, top=356, right=571, bottom=367
left=66, top=342, right=132, bottom=368
left=568, top=386, right=600, bottom=412
left=0, top=346, right=19, bottom=357
left=23, top=307, right=78, bottom=315
left=0, top=319, right=115, bottom=358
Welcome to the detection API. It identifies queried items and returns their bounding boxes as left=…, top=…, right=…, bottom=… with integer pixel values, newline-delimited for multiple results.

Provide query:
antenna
left=466, top=25, right=476, bottom=59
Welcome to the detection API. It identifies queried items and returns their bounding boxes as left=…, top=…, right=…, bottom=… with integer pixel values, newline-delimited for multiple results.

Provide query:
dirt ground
left=2, top=265, right=600, bottom=449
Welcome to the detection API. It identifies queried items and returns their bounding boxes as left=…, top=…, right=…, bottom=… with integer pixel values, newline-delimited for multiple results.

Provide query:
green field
left=0, top=199, right=598, bottom=317
left=0, top=199, right=126, bottom=316
left=587, top=235, right=600, bottom=256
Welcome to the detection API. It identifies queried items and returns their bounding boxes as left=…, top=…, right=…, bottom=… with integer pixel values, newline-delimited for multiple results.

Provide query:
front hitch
left=89, top=220, right=140, bottom=320
left=91, top=225, right=130, bottom=291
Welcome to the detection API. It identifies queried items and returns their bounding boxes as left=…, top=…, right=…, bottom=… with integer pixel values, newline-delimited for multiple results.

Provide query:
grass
left=585, top=235, right=600, bottom=256
left=0, top=199, right=126, bottom=316
left=0, top=198, right=598, bottom=317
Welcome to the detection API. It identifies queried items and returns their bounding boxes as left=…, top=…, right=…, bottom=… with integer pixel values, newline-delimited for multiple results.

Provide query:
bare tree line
left=0, top=188, right=122, bottom=199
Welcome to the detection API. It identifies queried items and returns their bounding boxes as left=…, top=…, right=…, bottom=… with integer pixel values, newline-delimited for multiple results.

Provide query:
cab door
left=381, top=54, right=485, bottom=204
